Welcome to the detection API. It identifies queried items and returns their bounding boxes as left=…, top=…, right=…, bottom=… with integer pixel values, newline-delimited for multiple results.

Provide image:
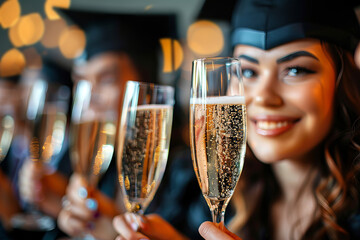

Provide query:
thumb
left=199, top=221, right=242, bottom=240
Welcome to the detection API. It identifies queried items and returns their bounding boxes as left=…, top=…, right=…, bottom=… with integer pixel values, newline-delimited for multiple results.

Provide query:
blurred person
left=0, top=76, right=22, bottom=238
left=113, top=0, right=360, bottom=240
left=7, top=61, right=73, bottom=240
left=15, top=61, right=73, bottom=218
left=53, top=9, right=178, bottom=240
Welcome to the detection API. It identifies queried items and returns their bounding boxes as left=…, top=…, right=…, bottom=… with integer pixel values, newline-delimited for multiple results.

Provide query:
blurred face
left=233, top=39, right=336, bottom=163
left=72, top=52, right=139, bottom=111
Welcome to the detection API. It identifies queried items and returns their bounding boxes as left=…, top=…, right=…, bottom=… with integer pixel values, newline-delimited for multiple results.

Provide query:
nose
left=247, top=75, right=283, bottom=107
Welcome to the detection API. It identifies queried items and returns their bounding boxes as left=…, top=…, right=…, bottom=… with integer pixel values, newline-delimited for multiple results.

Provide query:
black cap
left=58, top=9, right=178, bottom=61
left=231, top=0, right=360, bottom=52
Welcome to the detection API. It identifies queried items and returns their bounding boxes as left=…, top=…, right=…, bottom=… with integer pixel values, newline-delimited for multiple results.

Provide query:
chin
left=249, top=144, right=287, bottom=164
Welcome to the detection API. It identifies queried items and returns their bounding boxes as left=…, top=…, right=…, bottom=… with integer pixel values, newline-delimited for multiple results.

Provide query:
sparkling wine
left=29, top=105, right=67, bottom=164
left=71, top=120, right=116, bottom=186
left=0, top=115, right=14, bottom=162
left=118, top=105, right=173, bottom=213
left=190, top=96, right=246, bottom=201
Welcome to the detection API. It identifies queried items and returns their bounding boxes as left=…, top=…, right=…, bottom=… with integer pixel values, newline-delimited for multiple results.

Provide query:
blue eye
left=243, top=69, right=256, bottom=78
left=287, top=66, right=315, bottom=76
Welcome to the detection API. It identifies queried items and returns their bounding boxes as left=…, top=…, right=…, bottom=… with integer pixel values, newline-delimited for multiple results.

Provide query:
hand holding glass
left=190, top=57, right=247, bottom=229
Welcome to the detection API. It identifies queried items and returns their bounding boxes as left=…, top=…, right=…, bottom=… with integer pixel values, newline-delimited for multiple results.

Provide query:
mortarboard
left=57, top=8, right=178, bottom=83
left=231, top=0, right=360, bottom=52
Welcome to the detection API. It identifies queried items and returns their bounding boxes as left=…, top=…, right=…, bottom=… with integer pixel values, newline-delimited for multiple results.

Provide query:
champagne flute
left=190, top=57, right=247, bottom=229
left=117, top=81, right=174, bottom=218
left=70, top=79, right=118, bottom=239
left=70, top=79, right=118, bottom=193
left=11, top=79, right=70, bottom=231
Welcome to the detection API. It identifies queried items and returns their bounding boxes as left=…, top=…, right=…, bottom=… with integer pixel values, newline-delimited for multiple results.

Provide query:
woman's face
left=72, top=52, right=139, bottom=112
left=233, top=39, right=336, bottom=163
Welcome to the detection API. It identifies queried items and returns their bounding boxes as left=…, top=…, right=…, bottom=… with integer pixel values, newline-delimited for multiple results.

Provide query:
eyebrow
left=237, top=54, right=259, bottom=64
left=276, top=51, right=319, bottom=63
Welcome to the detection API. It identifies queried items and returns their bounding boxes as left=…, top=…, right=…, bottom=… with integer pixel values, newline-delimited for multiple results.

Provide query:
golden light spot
left=0, top=48, right=26, bottom=77
left=41, top=18, right=67, bottom=48
left=0, top=0, right=21, bottom=29
left=59, top=26, right=86, bottom=59
left=144, top=5, right=153, bottom=11
left=42, top=135, right=54, bottom=163
left=92, top=147, right=103, bottom=176
left=187, top=20, right=224, bottom=56
left=45, top=0, right=71, bottom=20
left=18, top=13, right=45, bottom=45
left=125, top=176, right=130, bottom=190
left=8, top=21, right=23, bottom=47
left=160, top=38, right=184, bottom=73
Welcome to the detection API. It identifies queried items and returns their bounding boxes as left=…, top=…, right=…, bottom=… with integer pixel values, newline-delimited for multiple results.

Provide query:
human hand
left=113, top=212, right=189, bottom=240
left=57, top=173, right=118, bottom=240
left=199, top=221, right=242, bottom=240
left=18, top=159, right=67, bottom=217
left=18, top=159, right=44, bottom=204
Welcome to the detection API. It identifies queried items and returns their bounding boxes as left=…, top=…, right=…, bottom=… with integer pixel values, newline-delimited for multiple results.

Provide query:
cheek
left=294, top=80, right=335, bottom=127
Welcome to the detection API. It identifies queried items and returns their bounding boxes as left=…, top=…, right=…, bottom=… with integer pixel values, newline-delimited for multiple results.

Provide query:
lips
left=250, top=115, right=300, bottom=136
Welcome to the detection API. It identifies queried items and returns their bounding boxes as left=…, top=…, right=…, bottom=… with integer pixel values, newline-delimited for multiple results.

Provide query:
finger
left=113, top=215, right=149, bottom=240
left=58, top=207, right=88, bottom=236
left=67, top=175, right=88, bottom=205
left=199, top=222, right=240, bottom=240
left=63, top=199, right=98, bottom=221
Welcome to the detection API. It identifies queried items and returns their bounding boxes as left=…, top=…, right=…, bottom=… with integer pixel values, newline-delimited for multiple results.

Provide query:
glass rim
left=192, top=57, right=240, bottom=64
left=126, top=80, right=174, bottom=92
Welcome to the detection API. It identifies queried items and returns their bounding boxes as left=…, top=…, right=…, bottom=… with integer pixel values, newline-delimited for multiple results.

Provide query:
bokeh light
left=187, top=20, right=224, bottom=56
left=18, top=13, right=45, bottom=45
left=0, top=0, right=21, bottom=29
left=160, top=38, right=184, bottom=73
left=8, top=21, right=23, bottom=47
left=59, top=26, right=86, bottom=59
left=41, top=18, right=67, bottom=48
left=0, top=48, right=26, bottom=77
left=45, top=0, right=71, bottom=20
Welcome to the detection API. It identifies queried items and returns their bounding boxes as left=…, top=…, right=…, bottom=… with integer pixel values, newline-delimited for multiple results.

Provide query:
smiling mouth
left=252, top=118, right=300, bottom=136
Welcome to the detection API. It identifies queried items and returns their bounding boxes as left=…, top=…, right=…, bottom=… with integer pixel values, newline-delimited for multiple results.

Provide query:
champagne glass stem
left=209, top=198, right=227, bottom=230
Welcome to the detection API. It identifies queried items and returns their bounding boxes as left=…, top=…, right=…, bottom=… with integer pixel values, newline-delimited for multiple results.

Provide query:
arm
left=113, top=213, right=189, bottom=240
left=0, top=170, right=20, bottom=229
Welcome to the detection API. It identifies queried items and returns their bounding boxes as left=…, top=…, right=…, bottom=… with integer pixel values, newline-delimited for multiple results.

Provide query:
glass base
left=11, top=212, right=55, bottom=231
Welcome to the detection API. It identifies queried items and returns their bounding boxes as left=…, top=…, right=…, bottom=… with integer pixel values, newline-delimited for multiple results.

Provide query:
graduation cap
left=57, top=8, right=178, bottom=83
left=58, top=9, right=177, bottom=59
left=231, top=0, right=360, bottom=52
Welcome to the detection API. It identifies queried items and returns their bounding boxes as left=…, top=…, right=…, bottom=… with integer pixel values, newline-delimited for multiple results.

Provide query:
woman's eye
left=287, top=67, right=315, bottom=77
left=242, top=69, right=256, bottom=79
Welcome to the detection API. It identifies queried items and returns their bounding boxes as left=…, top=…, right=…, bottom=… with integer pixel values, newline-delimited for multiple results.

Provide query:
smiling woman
left=113, top=0, right=360, bottom=239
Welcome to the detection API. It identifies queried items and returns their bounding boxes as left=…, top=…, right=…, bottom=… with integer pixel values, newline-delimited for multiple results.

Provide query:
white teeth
left=257, top=121, right=289, bottom=130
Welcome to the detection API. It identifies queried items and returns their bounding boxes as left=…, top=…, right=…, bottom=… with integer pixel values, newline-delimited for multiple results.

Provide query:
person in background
left=53, top=9, right=178, bottom=240
left=0, top=76, right=22, bottom=239
left=15, top=60, right=73, bottom=220
left=113, top=0, right=360, bottom=239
